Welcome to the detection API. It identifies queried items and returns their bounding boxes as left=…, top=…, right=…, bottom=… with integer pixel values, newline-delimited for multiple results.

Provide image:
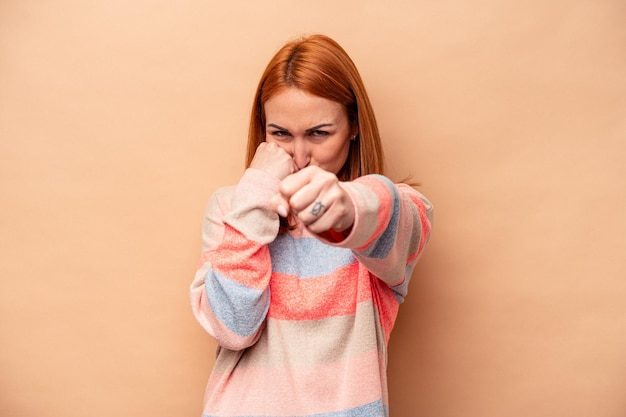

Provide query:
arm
left=190, top=169, right=280, bottom=350
left=323, top=175, right=433, bottom=300
left=269, top=167, right=433, bottom=298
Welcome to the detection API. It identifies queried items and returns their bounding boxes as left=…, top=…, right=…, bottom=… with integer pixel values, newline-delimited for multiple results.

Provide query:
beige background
left=1, top=1, right=625, bottom=416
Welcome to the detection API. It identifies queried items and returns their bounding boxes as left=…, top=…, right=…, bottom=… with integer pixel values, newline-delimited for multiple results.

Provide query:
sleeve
left=190, top=169, right=281, bottom=350
left=320, top=174, right=433, bottom=301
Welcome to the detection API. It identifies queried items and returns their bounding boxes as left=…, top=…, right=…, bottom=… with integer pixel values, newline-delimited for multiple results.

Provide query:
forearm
left=321, top=175, right=433, bottom=287
left=190, top=169, right=280, bottom=349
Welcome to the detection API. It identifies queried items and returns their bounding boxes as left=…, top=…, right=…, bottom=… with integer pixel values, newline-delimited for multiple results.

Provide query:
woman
left=190, top=34, right=433, bottom=417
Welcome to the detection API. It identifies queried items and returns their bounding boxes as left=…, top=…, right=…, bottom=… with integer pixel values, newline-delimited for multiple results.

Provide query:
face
left=264, top=87, right=355, bottom=174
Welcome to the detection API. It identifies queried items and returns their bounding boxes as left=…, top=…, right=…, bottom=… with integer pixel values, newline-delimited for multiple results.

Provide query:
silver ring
left=311, top=201, right=325, bottom=216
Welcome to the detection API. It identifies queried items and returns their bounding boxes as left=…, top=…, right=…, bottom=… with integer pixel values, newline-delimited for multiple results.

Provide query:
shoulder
left=360, top=175, right=432, bottom=208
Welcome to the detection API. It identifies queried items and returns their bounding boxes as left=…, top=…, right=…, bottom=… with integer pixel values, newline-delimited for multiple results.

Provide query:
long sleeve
left=324, top=174, right=433, bottom=301
left=192, top=172, right=434, bottom=417
left=190, top=169, right=280, bottom=350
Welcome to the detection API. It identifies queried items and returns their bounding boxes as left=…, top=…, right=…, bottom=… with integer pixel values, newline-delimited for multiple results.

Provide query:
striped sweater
left=190, top=168, right=433, bottom=417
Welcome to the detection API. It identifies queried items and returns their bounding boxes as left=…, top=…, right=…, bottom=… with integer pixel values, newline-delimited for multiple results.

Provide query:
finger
left=282, top=167, right=337, bottom=214
left=278, top=166, right=322, bottom=199
left=299, top=183, right=354, bottom=233
left=250, top=142, right=298, bottom=180
left=269, top=193, right=290, bottom=218
left=294, top=185, right=337, bottom=226
left=303, top=200, right=347, bottom=234
left=296, top=199, right=327, bottom=225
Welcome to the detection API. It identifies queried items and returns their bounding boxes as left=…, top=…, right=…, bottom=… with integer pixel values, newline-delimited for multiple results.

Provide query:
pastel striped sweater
left=190, top=168, right=433, bottom=417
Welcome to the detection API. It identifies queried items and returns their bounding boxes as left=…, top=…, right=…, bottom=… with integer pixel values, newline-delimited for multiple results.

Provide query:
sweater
left=190, top=168, right=433, bottom=417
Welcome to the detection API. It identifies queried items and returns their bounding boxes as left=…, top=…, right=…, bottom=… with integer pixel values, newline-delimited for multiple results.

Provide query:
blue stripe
left=202, top=398, right=387, bottom=417
left=269, top=234, right=355, bottom=279
left=205, top=269, right=269, bottom=337
left=361, top=175, right=400, bottom=260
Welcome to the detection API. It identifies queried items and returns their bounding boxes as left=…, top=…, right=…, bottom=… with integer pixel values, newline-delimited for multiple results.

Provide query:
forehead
left=264, top=87, right=347, bottom=126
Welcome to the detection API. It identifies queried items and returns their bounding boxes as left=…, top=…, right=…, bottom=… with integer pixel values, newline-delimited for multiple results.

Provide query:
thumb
left=270, top=193, right=290, bottom=218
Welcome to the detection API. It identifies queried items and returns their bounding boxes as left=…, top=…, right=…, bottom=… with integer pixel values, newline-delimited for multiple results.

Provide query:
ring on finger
left=311, top=201, right=325, bottom=216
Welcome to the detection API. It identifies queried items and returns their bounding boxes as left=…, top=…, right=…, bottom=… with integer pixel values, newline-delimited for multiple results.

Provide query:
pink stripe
left=203, top=349, right=386, bottom=416
left=371, top=278, right=400, bottom=343
left=354, top=177, right=393, bottom=252
left=200, top=225, right=270, bottom=290
left=268, top=264, right=373, bottom=320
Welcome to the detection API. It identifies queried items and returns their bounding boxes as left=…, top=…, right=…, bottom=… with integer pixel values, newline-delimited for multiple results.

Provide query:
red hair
left=246, top=34, right=384, bottom=180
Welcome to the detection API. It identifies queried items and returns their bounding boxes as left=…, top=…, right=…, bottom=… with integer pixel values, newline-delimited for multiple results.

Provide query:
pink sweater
left=190, top=168, right=433, bottom=417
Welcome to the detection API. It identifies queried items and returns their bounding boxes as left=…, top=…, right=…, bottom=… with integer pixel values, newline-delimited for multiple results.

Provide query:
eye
left=269, top=130, right=291, bottom=140
left=308, top=130, right=330, bottom=139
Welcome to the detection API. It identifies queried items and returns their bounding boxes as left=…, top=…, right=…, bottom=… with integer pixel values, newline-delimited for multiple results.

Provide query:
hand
left=249, top=142, right=297, bottom=180
left=270, top=166, right=355, bottom=234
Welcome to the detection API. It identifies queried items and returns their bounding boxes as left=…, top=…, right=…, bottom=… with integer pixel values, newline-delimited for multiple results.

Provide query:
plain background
left=1, top=1, right=625, bottom=416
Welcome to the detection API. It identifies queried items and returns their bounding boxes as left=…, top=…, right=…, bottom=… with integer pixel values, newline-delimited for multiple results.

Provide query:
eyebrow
left=267, top=123, right=334, bottom=133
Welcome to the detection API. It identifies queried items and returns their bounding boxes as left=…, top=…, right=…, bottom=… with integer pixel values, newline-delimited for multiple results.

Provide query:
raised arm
left=269, top=167, right=433, bottom=298
left=190, top=169, right=281, bottom=350
left=325, top=174, right=433, bottom=300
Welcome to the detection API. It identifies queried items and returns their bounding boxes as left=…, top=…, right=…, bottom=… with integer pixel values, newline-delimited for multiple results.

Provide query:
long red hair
left=246, top=34, right=384, bottom=181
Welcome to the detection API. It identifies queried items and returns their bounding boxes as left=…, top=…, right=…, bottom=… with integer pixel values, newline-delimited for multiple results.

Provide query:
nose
left=292, top=139, right=310, bottom=170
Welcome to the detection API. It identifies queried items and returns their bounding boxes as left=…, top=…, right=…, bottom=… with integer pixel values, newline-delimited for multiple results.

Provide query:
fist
left=249, top=142, right=297, bottom=180
left=270, top=166, right=355, bottom=234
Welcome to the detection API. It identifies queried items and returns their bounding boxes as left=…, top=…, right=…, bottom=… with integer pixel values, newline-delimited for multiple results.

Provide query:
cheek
left=315, top=139, right=351, bottom=171
left=337, top=142, right=352, bottom=166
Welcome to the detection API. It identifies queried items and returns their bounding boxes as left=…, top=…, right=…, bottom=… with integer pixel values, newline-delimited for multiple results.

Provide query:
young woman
left=190, top=34, right=433, bottom=417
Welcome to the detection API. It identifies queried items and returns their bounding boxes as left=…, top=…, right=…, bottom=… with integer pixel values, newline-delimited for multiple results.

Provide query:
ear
left=350, top=124, right=359, bottom=141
